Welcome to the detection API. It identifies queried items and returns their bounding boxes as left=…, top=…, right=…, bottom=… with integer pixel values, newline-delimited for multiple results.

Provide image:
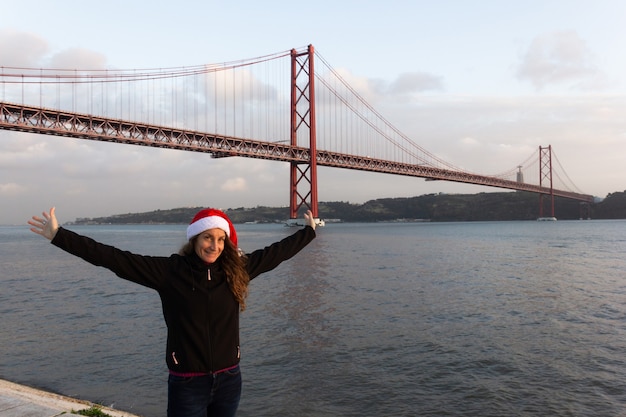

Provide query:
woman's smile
left=194, top=228, right=226, bottom=264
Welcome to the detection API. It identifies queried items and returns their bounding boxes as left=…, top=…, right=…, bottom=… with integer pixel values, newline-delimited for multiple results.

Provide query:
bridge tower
left=538, top=145, right=555, bottom=218
left=289, top=44, right=319, bottom=221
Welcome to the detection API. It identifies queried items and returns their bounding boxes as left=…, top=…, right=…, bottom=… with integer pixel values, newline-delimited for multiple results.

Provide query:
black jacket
left=51, top=225, right=316, bottom=373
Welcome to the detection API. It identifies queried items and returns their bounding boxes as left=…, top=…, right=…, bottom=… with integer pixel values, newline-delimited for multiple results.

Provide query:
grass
left=71, top=405, right=114, bottom=416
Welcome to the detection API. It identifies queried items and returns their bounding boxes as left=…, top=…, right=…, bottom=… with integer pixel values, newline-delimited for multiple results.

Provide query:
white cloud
left=387, top=72, right=444, bottom=95
left=48, top=48, right=108, bottom=70
left=0, top=29, right=48, bottom=66
left=460, top=137, right=480, bottom=147
left=221, top=177, right=248, bottom=192
left=516, top=31, right=606, bottom=91
left=329, top=69, right=443, bottom=102
left=0, top=182, right=26, bottom=195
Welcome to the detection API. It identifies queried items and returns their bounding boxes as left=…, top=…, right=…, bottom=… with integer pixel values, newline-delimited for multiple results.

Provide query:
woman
left=28, top=206, right=316, bottom=417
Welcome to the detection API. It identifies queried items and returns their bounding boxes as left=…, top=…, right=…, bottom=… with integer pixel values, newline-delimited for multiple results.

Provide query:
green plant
left=72, top=405, right=114, bottom=417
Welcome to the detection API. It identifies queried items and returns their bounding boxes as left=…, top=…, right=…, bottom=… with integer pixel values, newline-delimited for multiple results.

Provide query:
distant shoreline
left=66, top=191, right=625, bottom=225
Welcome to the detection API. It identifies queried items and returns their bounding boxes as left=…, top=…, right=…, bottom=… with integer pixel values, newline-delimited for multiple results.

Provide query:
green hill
left=70, top=191, right=625, bottom=225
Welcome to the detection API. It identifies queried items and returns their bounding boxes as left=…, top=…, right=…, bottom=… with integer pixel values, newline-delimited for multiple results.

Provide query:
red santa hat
left=186, top=208, right=237, bottom=247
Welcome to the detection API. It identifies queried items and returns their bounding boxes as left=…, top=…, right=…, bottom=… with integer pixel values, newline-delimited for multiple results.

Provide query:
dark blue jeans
left=167, top=366, right=242, bottom=417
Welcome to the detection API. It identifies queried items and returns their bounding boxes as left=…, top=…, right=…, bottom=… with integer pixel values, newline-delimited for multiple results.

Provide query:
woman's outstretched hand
left=28, top=207, right=59, bottom=240
left=303, top=209, right=316, bottom=231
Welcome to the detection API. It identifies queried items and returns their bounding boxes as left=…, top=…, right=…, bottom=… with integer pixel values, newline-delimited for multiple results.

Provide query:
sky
left=1, top=0, right=625, bottom=225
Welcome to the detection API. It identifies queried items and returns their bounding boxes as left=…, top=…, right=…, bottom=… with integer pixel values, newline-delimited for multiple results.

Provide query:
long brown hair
left=179, top=236, right=250, bottom=311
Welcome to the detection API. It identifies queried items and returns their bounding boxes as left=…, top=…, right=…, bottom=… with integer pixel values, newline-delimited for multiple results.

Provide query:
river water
left=1, top=220, right=625, bottom=416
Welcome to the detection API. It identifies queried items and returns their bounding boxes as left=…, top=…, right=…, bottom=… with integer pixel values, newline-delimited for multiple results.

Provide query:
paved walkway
left=0, top=379, right=141, bottom=417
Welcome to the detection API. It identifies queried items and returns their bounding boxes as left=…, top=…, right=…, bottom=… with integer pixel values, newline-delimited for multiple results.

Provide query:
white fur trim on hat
left=186, top=216, right=231, bottom=240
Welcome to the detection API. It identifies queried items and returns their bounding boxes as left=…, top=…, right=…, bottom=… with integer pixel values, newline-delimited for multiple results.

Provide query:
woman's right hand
left=28, top=207, right=59, bottom=240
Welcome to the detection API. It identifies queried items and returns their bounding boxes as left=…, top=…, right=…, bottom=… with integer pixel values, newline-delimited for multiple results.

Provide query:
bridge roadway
left=0, top=101, right=594, bottom=203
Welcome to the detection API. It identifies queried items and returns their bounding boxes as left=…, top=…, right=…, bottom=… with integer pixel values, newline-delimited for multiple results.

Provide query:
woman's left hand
left=303, top=210, right=316, bottom=230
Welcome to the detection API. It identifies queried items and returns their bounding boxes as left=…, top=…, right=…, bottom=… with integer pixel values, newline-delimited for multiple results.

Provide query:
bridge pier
left=289, top=45, right=319, bottom=220
left=538, top=145, right=555, bottom=219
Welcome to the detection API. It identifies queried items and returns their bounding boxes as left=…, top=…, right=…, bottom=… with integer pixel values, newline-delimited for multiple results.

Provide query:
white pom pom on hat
left=186, top=208, right=237, bottom=246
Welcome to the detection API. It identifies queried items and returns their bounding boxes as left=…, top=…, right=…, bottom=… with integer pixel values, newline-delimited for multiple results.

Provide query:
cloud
left=48, top=48, right=108, bottom=70
left=387, top=72, right=444, bottom=95
left=220, top=177, right=248, bottom=192
left=0, top=29, right=109, bottom=70
left=460, top=137, right=480, bottom=147
left=516, top=31, right=606, bottom=91
left=369, top=72, right=444, bottom=96
left=0, top=29, right=48, bottom=66
left=322, top=68, right=443, bottom=106
left=0, top=182, right=26, bottom=196
left=0, top=29, right=111, bottom=69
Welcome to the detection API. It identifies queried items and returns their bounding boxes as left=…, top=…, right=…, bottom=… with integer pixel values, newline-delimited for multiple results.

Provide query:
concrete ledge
left=0, top=379, right=142, bottom=417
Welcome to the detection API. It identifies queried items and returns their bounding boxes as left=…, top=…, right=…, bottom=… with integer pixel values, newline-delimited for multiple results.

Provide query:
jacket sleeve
left=51, top=227, right=170, bottom=290
left=245, top=225, right=316, bottom=280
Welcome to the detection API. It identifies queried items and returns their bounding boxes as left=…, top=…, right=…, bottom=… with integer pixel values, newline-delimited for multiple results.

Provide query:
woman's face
left=194, top=228, right=226, bottom=264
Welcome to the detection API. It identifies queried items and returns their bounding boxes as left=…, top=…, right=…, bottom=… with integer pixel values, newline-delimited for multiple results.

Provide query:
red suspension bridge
left=0, top=45, right=593, bottom=220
